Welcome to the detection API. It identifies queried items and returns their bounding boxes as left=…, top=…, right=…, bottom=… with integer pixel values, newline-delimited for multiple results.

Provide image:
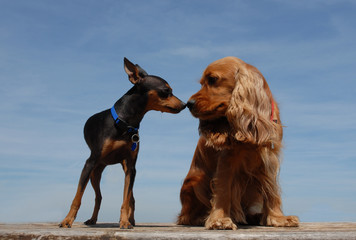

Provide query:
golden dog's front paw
left=120, top=220, right=134, bottom=229
left=59, top=217, right=74, bottom=228
left=205, top=217, right=237, bottom=230
left=266, top=215, right=299, bottom=227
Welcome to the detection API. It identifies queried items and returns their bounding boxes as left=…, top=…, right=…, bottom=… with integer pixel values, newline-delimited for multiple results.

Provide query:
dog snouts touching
left=180, top=100, right=187, bottom=110
left=173, top=97, right=187, bottom=112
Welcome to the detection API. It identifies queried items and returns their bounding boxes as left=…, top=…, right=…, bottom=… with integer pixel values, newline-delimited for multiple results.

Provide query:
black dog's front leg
left=119, top=157, right=137, bottom=229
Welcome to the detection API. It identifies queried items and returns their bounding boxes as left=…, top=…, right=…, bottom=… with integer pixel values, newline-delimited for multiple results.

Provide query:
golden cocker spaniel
left=177, top=56, right=299, bottom=230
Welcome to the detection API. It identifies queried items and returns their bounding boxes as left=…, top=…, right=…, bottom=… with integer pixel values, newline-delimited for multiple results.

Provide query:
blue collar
left=110, top=105, right=121, bottom=125
left=110, top=106, right=139, bottom=151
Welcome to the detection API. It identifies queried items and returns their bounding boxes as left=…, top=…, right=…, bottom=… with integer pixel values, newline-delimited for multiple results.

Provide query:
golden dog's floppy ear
left=226, top=63, right=278, bottom=146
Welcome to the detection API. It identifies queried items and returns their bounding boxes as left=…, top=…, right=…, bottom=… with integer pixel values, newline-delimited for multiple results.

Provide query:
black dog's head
left=124, top=58, right=186, bottom=114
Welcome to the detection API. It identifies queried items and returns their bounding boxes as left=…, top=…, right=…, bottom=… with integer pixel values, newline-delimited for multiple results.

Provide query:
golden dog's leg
left=178, top=172, right=210, bottom=226
left=259, top=151, right=299, bottom=227
left=265, top=205, right=300, bottom=227
left=205, top=153, right=238, bottom=230
left=178, top=139, right=212, bottom=226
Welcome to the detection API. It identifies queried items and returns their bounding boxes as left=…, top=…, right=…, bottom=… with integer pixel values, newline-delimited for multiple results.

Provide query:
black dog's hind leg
left=84, top=164, right=106, bottom=225
left=59, top=153, right=99, bottom=228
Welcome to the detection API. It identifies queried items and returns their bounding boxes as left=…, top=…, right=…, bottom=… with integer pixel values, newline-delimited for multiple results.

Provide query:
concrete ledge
left=1, top=222, right=356, bottom=240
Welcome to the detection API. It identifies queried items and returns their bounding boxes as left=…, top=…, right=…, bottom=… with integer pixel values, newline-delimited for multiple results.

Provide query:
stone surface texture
left=0, top=222, right=356, bottom=239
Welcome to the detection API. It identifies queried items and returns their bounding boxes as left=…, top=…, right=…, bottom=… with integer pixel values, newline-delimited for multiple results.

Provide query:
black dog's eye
left=207, top=76, right=218, bottom=85
left=158, top=88, right=172, bottom=99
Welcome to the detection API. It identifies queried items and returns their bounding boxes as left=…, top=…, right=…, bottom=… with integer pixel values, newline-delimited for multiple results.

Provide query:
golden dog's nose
left=186, top=99, right=196, bottom=110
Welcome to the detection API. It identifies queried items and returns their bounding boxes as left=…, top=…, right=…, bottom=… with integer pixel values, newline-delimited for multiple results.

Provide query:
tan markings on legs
left=60, top=175, right=90, bottom=228
left=119, top=158, right=136, bottom=229
left=60, top=157, right=97, bottom=228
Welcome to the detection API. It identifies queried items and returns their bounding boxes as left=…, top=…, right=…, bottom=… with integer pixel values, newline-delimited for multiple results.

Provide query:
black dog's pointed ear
left=135, top=64, right=148, bottom=78
left=124, top=57, right=148, bottom=84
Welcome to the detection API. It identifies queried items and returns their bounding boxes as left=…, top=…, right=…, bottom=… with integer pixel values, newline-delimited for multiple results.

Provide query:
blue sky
left=0, top=0, right=355, bottom=224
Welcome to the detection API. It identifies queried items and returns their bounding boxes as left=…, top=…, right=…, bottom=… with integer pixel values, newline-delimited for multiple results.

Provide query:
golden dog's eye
left=207, top=76, right=218, bottom=85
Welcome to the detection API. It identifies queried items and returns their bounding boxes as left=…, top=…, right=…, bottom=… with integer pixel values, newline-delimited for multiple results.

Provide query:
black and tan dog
left=59, top=58, right=186, bottom=229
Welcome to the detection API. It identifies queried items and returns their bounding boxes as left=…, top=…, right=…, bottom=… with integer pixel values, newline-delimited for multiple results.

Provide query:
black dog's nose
left=186, top=99, right=196, bottom=110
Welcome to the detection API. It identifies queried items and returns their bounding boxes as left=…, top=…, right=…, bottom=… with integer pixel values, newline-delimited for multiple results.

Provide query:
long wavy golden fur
left=177, top=56, right=299, bottom=230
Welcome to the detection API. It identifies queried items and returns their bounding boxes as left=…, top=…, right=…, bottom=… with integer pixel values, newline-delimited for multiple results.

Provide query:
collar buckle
left=111, top=105, right=140, bottom=151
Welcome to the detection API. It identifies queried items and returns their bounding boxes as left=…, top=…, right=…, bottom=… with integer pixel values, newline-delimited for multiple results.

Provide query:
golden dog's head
left=187, top=56, right=280, bottom=147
